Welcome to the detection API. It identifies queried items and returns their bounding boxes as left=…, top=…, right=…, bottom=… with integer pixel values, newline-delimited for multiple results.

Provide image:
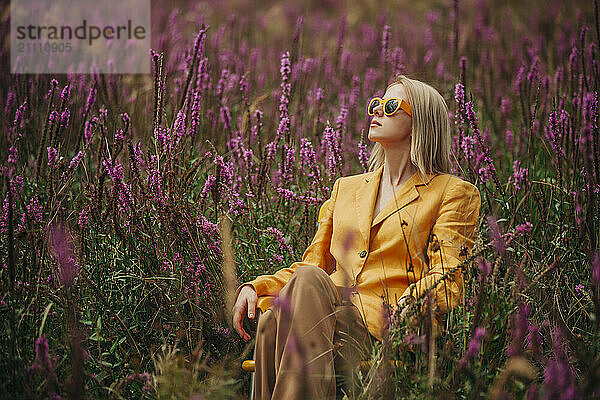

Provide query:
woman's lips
left=370, top=122, right=381, bottom=127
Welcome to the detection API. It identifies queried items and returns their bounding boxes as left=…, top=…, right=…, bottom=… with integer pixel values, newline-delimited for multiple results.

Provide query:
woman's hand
left=390, top=295, right=416, bottom=328
left=232, top=285, right=258, bottom=342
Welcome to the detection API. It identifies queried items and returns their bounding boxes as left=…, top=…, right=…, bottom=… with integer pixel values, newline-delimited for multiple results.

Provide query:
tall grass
left=0, top=0, right=598, bottom=398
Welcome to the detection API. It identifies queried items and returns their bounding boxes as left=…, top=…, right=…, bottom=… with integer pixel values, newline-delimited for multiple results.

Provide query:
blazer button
left=359, top=250, right=367, bottom=258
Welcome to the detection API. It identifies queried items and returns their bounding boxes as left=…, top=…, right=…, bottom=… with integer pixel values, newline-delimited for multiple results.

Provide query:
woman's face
left=368, top=82, right=412, bottom=145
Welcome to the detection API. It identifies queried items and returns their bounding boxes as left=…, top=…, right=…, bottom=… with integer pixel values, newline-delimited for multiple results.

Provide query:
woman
left=232, top=74, right=482, bottom=399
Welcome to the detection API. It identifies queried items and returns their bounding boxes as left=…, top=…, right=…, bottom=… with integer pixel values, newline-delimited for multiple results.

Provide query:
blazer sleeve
left=400, top=179, right=481, bottom=313
left=234, top=177, right=342, bottom=300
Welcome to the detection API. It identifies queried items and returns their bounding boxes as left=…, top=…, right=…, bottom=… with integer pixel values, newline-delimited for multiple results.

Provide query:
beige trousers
left=253, top=265, right=379, bottom=400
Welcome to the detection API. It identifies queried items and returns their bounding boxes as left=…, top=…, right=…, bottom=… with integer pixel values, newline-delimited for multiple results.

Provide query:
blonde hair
left=367, top=74, right=453, bottom=184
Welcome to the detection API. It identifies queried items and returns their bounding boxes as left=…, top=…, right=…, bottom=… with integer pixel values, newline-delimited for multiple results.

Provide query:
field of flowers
left=1, top=0, right=599, bottom=398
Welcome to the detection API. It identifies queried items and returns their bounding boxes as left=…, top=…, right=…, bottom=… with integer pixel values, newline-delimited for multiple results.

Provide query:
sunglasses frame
left=367, top=96, right=412, bottom=117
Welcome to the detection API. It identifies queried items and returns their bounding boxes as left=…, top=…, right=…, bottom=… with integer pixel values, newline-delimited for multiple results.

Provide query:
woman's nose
left=373, top=103, right=384, bottom=116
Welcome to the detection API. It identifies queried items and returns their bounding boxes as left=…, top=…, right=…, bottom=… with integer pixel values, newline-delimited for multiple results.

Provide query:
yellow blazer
left=235, top=164, right=481, bottom=341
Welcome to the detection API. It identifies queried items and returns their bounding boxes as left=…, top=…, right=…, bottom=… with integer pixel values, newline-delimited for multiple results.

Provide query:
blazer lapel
left=354, top=164, right=437, bottom=247
left=355, top=165, right=382, bottom=246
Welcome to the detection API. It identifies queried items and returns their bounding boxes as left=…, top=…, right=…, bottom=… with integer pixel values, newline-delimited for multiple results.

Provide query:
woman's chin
left=368, top=131, right=382, bottom=142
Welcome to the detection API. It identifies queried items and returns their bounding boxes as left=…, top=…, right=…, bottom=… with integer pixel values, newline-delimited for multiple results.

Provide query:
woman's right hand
left=232, top=284, right=258, bottom=342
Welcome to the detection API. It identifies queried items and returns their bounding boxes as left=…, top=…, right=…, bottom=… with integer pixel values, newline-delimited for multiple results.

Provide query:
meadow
left=0, top=0, right=599, bottom=398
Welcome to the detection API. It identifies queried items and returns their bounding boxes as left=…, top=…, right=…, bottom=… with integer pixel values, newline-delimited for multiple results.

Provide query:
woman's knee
left=281, top=265, right=335, bottom=301
left=291, top=264, right=327, bottom=282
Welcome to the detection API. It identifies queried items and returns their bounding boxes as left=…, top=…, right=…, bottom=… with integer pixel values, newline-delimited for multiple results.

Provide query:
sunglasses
left=367, top=96, right=412, bottom=117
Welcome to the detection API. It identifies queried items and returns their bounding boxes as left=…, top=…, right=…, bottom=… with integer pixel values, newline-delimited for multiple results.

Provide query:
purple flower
left=507, top=302, right=530, bottom=356
left=335, top=99, right=349, bottom=137
left=59, top=150, right=86, bottom=183
left=48, top=110, right=59, bottom=128
left=146, top=157, right=166, bottom=205
left=323, top=125, right=341, bottom=177
left=381, top=25, right=391, bottom=64
left=48, top=222, right=80, bottom=288
left=132, top=142, right=145, bottom=170
left=511, top=159, right=528, bottom=190
left=47, top=78, right=58, bottom=99
left=436, top=59, right=445, bottom=79
left=546, top=108, right=568, bottom=157
left=592, top=250, right=600, bottom=288
left=460, top=327, right=486, bottom=367
left=114, top=129, right=125, bottom=149
left=279, top=51, right=292, bottom=123
left=78, top=206, right=89, bottom=229
left=514, top=64, right=526, bottom=93
left=200, top=175, right=216, bottom=199
left=505, top=128, right=514, bottom=148
left=239, top=74, right=249, bottom=105
left=227, top=192, right=249, bottom=216
left=83, top=120, right=94, bottom=145
left=4, top=91, right=15, bottom=115
left=348, top=76, right=361, bottom=110
left=102, top=157, right=124, bottom=183
left=274, top=186, right=297, bottom=201
left=47, top=147, right=59, bottom=169
left=85, top=86, right=96, bottom=115
left=7, top=146, right=17, bottom=166
left=278, top=143, right=296, bottom=186
left=120, top=112, right=130, bottom=130
left=460, top=134, right=477, bottom=163
left=581, top=92, right=598, bottom=171
left=542, top=328, right=581, bottom=399
left=59, top=108, right=70, bottom=130
left=500, top=98, right=512, bottom=117
left=464, top=101, right=498, bottom=185
left=526, top=323, right=542, bottom=354
left=477, top=256, right=492, bottom=279
left=153, top=126, right=172, bottom=156
left=216, top=68, right=229, bottom=98
left=403, top=332, right=426, bottom=347
left=513, top=221, right=533, bottom=238
left=460, top=57, right=468, bottom=82
left=13, top=101, right=26, bottom=133
left=527, top=57, right=540, bottom=83
left=265, top=227, right=293, bottom=254
left=60, top=83, right=71, bottom=102
left=299, top=138, right=320, bottom=180
left=190, top=90, right=202, bottom=136
left=250, top=110, right=263, bottom=146
left=275, top=117, right=290, bottom=145
left=487, top=215, right=506, bottom=256
left=358, top=130, right=369, bottom=172
left=27, top=336, right=58, bottom=385
left=17, top=195, right=43, bottom=233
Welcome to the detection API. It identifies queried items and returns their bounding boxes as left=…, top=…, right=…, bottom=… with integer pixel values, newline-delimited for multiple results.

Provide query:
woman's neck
left=382, top=147, right=416, bottom=188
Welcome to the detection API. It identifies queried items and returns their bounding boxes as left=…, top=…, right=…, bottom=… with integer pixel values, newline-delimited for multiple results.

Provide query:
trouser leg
left=254, top=307, right=277, bottom=400
left=332, top=295, right=375, bottom=397
left=274, top=265, right=342, bottom=400
left=253, top=265, right=377, bottom=400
